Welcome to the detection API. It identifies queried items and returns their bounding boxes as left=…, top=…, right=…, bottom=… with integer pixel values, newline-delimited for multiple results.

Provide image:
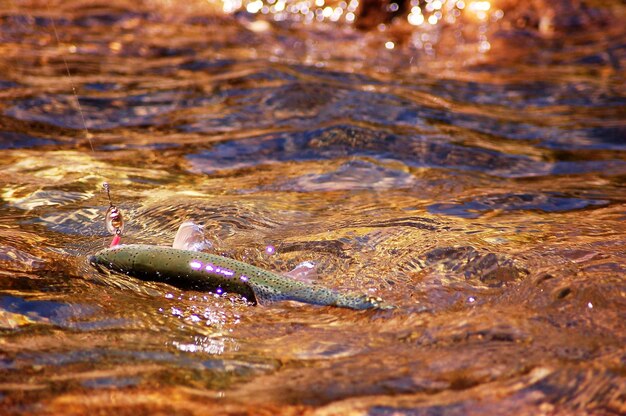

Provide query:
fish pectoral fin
left=282, top=260, right=318, bottom=284
left=172, top=221, right=212, bottom=252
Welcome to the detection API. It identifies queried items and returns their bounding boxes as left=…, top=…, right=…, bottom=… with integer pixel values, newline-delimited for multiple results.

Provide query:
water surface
left=0, top=0, right=625, bottom=414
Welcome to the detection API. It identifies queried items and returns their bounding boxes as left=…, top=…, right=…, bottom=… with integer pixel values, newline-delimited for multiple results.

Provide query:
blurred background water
left=0, top=0, right=625, bottom=414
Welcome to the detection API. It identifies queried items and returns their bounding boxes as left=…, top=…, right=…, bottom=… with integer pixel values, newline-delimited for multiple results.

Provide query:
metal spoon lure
left=103, top=182, right=124, bottom=247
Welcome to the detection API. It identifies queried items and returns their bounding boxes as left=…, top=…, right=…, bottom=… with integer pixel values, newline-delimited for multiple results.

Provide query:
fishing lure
left=89, top=224, right=390, bottom=310
left=103, top=182, right=124, bottom=247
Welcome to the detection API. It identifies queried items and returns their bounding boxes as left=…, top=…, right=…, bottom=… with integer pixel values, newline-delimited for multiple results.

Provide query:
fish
left=89, top=244, right=391, bottom=310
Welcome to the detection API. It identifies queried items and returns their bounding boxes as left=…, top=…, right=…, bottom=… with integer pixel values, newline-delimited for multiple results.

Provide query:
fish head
left=89, top=245, right=136, bottom=274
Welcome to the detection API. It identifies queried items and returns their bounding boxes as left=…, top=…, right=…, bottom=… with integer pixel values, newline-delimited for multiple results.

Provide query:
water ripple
left=428, top=192, right=610, bottom=218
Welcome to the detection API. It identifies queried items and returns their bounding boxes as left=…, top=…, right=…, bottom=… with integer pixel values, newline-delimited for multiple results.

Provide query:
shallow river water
left=0, top=0, right=625, bottom=414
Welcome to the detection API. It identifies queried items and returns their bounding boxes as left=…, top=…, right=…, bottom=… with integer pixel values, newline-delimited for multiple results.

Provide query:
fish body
left=89, top=244, right=388, bottom=310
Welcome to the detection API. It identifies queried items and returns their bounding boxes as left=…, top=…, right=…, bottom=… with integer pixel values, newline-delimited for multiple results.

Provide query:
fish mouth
left=88, top=255, right=107, bottom=273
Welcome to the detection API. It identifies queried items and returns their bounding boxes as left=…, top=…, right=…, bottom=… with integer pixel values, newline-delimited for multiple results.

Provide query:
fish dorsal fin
left=173, top=221, right=212, bottom=252
left=282, top=261, right=318, bottom=284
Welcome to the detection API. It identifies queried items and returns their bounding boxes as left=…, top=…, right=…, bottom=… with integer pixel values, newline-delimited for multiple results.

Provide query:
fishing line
left=46, top=3, right=124, bottom=243
left=48, top=8, right=94, bottom=152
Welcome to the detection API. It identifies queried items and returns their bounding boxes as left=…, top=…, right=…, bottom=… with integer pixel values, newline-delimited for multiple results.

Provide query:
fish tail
left=333, top=292, right=394, bottom=310
left=249, top=278, right=392, bottom=310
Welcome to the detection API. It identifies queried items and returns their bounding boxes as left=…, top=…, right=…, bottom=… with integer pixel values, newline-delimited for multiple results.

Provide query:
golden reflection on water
left=216, top=0, right=501, bottom=26
left=0, top=0, right=625, bottom=414
left=138, top=0, right=506, bottom=55
left=222, top=0, right=361, bottom=23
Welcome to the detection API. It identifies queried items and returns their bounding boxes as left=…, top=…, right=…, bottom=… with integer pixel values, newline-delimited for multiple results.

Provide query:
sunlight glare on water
left=0, top=0, right=625, bottom=414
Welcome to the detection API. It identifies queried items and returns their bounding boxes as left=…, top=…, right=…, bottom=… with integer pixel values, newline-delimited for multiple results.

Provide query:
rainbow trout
left=89, top=244, right=389, bottom=310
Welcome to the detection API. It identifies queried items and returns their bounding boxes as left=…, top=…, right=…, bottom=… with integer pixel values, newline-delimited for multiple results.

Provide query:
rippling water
left=1, top=0, right=625, bottom=414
